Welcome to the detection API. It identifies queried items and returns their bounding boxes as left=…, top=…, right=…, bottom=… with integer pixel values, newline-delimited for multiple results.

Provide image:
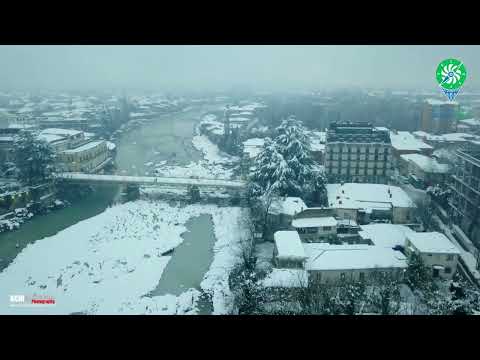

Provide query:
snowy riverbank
left=152, top=133, right=239, bottom=180
left=0, top=200, right=248, bottom=315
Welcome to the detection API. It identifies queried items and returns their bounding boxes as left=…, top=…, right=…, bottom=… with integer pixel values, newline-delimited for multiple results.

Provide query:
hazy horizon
left=0, top=45, right=478, bottom=93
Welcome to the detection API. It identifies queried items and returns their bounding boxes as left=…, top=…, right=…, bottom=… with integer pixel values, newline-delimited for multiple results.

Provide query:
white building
left=273, top=231, right=308, bottom=269
left=291, top=216, right=337, bottom=243
left=399, top=153, right=450, bottom=186
left=327, top=183, right=415, bottom=224
left=405, top=232, right=460, bottom=280
left=304, top=243, right=407, bottom=284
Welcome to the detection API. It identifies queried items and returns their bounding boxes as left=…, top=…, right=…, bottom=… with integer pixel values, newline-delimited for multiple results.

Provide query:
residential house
left=327, top=183, right=416, bottom=224
left=404, top=232, right=460, bottom=280
left=273, top=231, right=308, bottom=269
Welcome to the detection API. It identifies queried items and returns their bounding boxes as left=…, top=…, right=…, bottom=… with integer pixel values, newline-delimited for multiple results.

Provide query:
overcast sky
left=0, top=45, right=478, bottom=92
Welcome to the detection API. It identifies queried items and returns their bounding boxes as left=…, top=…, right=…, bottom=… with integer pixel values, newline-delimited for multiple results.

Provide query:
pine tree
left=249, top=116, right=325, bottom=199
left=13, top=131, right=55, bottom=186
left=405, top=252, right=434, bottom=291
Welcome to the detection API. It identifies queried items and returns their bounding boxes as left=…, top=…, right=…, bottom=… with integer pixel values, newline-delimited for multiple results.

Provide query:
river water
left=0, top=105, right=222, bottom=313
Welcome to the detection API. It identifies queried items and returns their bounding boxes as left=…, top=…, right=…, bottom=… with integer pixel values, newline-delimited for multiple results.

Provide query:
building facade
left=421, top=99, right=458, bottom=135
left=324, top=122, right=393, bottom=184
left=56, top=140, right=109, bottom=173
left=449, top=143, right=480, bottom=247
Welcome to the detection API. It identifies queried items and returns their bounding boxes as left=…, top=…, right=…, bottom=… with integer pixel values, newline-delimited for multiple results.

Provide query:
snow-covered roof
left=0, top=136, right=14, bottom=142
left=262, top=269, right=308, bottom=288
left=8, top=123, right=35, bottom=129
left=460, top=118, right=480, bottom=127
left=269, top=197, right=307, bottom=216
left=62, top=141, right=104, bottom=154
left=390, top=131, right=433, bottom=152
left=40, top=128, right=83, bottom=137
left=243, top=138, right=265, bottom=147
left=37, top=133, right=65, bottom=143
left=400, top=153, right=450, bottom=173
left=327, top=183, right=415, bottom=210
left=291, top=217, right=337, bottom=228
left=274, top=231, right=307, bottom=260
left=304, top=244, right=408, bottom=271
left=359, top=224, right=415, bottom=248
left=414, top=131, right=480, bottom=143
left=406, top=232, right=460, bottom=254
left=426, top=98, right=458, bottom=106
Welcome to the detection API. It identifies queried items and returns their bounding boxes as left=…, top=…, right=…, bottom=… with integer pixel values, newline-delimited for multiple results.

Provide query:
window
left=359, top=272, right=365, bottom=281
left=447, top=254, right=454, bottom=261
left=445, top=267, right=452, bottom=274
left=340, top=273, right=346, bottom=280
left=323, top=226, right=332, bottom=231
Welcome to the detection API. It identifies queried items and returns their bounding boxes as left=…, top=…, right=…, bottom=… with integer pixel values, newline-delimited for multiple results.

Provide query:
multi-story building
left=56, top=140, right=109, bottom=173
left=449, top=143, right=480, bottom=247
left=421, top=99, right=458, bottom=135
left=324, top=122, right=393, bottom=183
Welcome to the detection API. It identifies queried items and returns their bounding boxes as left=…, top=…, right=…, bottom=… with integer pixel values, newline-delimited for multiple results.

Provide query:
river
left=0, top=105, right=222, bottom=313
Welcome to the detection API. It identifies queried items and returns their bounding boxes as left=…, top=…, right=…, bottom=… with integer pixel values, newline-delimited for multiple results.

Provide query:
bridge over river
left=54, top=173, right=247, bottom=190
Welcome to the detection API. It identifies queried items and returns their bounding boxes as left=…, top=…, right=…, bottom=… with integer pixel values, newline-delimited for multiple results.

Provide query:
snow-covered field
left=0, top=200, right=249, bottom=315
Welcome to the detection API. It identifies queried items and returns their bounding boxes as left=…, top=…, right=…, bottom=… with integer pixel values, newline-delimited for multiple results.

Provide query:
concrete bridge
left=54, top=173, right=247, bottom=190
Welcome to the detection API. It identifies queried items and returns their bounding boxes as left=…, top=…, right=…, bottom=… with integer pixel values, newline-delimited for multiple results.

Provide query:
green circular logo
left=436, top=58, right=467, bottom=90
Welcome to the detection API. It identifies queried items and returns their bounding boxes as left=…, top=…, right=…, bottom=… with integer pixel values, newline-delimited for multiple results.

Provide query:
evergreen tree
left=404, top=252, right=434, bottom=292
left=13, top=131, right=55, bottom=186
left=249, top=116, right=325, bottom=199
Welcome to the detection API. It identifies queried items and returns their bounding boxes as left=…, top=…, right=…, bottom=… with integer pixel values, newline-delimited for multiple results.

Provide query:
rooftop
left=400, top=153, right=450, bottom=173
left=406, top=232, right=460, bottom=254
left=426, top=98, right=458, bottom=106
left=291, top=217, right=337, bottom=228
left=460, top=118, right=480, bottom=127
left=327, top=122, right=391, bottom=144
left=262, top=269, right=308, bottom=288
left=40, top=128, right=83, bottom=137
left=359, top=224, right=415, bottom=248
left=269, top=197, right=307, bottom=216
left=62, top=140, right=104, bottom=154
left=304, top=244, right=407, bottom=271
left=414, top=131, right=480, bottom=143
left=390, top=131, right=433, bottom=152
left=274, top=231, right=307, bottom=260
left=327, top=183, right=415, bottom=210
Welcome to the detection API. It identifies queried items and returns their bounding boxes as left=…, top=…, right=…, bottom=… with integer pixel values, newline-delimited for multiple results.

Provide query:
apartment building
left=324, top=122, right=393, bottom=184
left=449, top=143, right=480, bottom=246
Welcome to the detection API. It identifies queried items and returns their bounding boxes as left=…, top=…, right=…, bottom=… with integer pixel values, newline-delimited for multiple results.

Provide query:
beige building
left=404, top=232, right=460, bottom=280
left=291, top=216, right=337, bottom=243
left=57, top=140, right=109, bottom=173
left=304, top=243, right=407, bottom=284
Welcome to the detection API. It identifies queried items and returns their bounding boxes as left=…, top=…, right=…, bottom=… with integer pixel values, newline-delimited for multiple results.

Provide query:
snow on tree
left=249, top=116, right=323, bottom=199
left=13, top=131, right=55, bottom=186
left=404, top=252, right=433, bottom=291
left=275, top=116, right=316, bottom=194
left=427, top=184, right=451, bottom=208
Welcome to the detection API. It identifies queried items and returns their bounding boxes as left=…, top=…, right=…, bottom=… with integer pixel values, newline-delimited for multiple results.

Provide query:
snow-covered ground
left=153, top=134, right=238, bottom=180
left=0, top=200, right=249, bottom=315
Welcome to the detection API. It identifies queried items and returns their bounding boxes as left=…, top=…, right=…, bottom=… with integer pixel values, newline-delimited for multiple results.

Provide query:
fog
left=0, top=45, right=479, bottom=92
